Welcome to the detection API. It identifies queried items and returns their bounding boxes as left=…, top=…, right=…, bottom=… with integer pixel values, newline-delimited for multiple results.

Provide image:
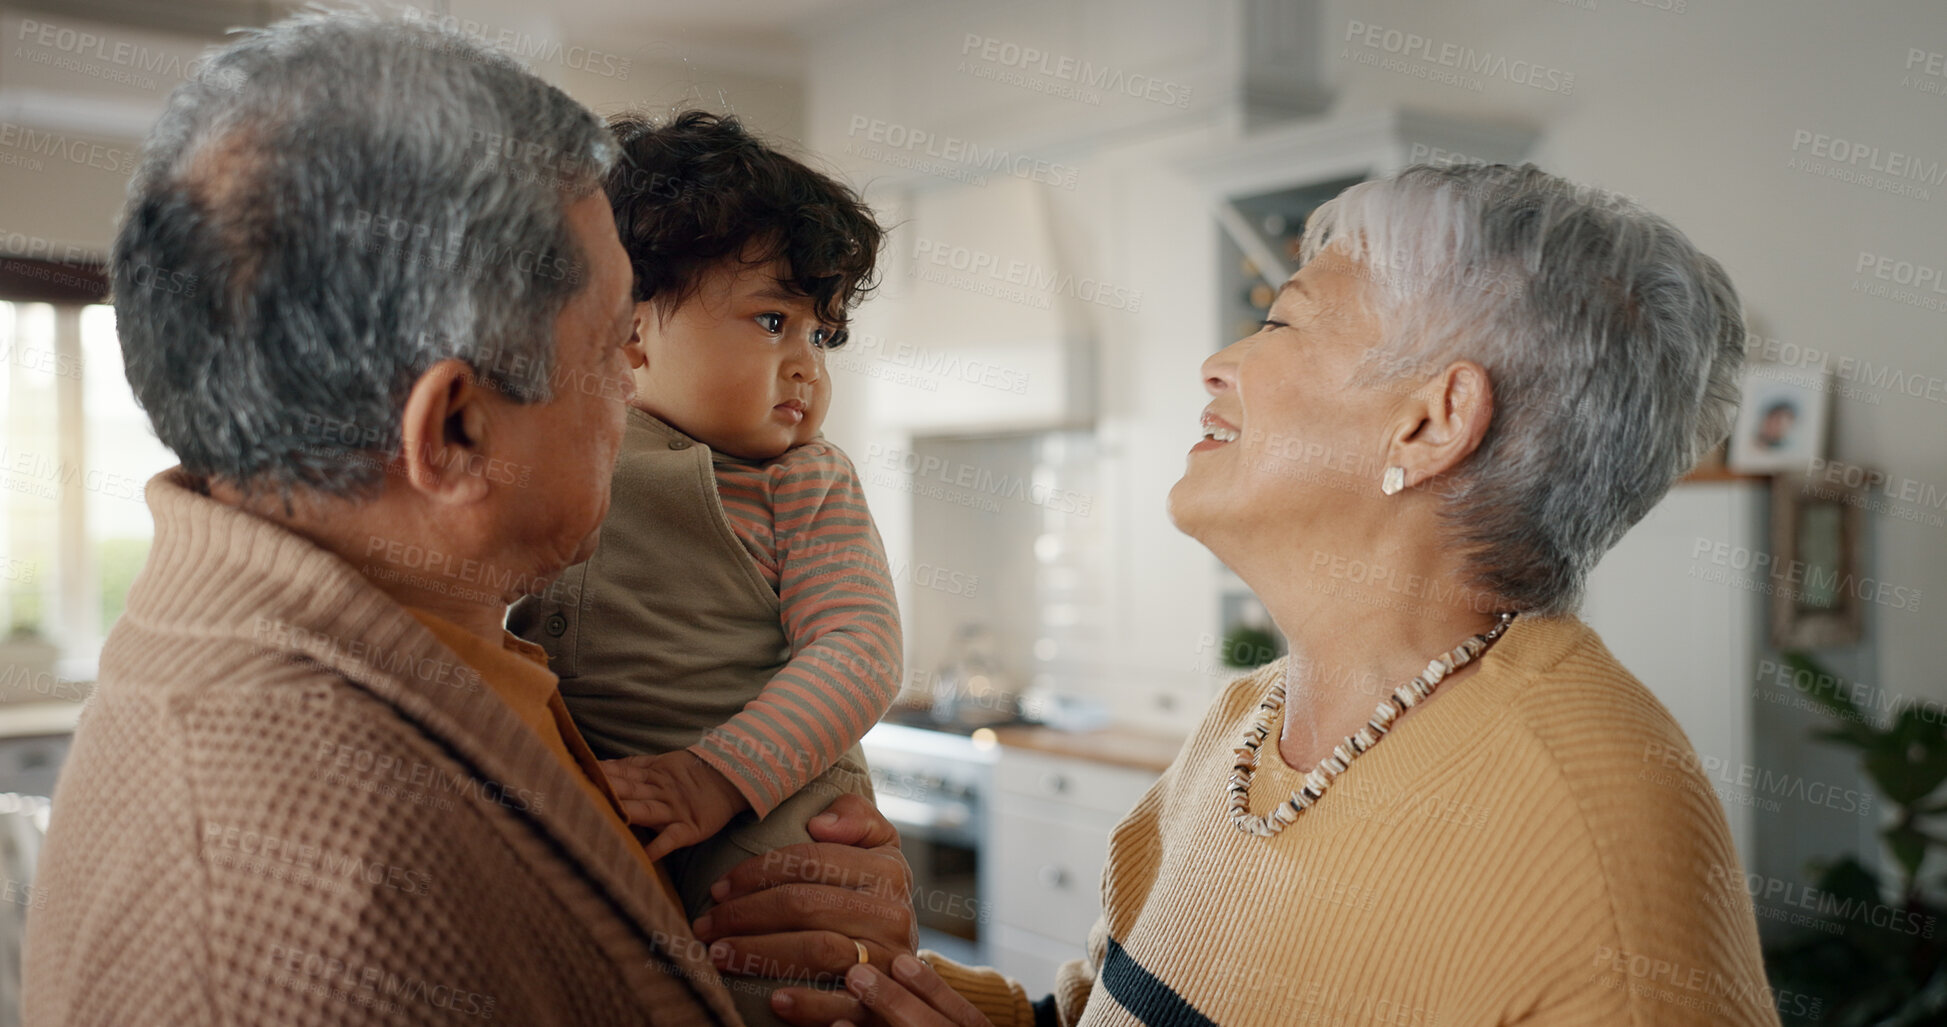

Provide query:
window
left=0, top=301, right=176, bottom=686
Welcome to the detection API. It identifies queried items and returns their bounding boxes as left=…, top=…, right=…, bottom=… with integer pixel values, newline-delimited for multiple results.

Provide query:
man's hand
left=602, top=750, right=750, bottom=863
left=690, top=794, right=926, bottom=1026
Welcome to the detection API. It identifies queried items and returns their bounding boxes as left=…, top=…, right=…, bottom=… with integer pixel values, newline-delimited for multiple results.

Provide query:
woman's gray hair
left=114, top=10, right=616, bottom=499
left=1300, top=163, right=1745, bottom=616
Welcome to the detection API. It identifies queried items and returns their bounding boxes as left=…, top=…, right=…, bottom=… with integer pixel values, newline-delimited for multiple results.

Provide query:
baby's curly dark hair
left=605, top=110, right=882, bottom=337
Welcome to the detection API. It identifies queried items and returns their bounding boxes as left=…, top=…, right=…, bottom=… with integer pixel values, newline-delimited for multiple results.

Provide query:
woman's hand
left=828, top=955, right=994, bottom=1027
left=688, top=793, right=923, bottom=1023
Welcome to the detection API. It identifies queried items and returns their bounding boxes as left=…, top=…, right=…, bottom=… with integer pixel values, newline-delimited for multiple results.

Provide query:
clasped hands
left=602, top=752, right=993, bottom=1026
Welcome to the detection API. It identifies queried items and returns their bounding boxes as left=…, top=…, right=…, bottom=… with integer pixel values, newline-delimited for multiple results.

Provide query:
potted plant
left=1762, top=652, right=1947, bottom=1025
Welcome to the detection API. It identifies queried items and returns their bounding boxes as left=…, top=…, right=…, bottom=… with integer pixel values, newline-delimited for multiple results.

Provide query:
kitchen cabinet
left=985, top=738, right=1169, bottom=996
left=0, top=735, right=66, bottom=801
left=0, top=703, right=76, bottom=1027
left=0, top=702, right=82, bottom=799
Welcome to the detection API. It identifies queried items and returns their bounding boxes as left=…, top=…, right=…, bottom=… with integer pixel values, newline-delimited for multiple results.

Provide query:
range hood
left=852, top=176, right=1101, bottom=432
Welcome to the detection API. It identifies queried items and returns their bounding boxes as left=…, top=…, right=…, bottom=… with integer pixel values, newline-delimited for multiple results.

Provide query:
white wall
left=1314, top=0, right=1947, bottom=703
left=802, top=0, right=1945, bottom=695
left=805, top=0, right=1246, bottom=729
left=799, top=0, right=1946, bottom=896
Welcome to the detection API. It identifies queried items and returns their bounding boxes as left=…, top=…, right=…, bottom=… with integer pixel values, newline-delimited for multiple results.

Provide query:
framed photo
left=1769, top=472, right=1864, bottom=649
left=1728, top=364, right=1829, bottom=474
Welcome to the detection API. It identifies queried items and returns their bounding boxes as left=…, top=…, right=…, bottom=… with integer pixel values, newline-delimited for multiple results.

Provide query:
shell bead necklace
left=1228, top=612, right=1517, bottom=838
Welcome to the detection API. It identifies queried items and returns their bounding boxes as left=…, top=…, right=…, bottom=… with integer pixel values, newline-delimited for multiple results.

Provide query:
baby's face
left=626, top=257, right=843, bottom=460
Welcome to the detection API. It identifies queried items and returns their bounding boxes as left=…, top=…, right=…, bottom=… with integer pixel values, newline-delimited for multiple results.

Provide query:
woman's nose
left=1202, top=340, right=1243, bottom=395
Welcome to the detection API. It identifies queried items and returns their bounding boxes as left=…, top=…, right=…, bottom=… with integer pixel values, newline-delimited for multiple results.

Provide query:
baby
left=508, top=111, right=897, bottom=1022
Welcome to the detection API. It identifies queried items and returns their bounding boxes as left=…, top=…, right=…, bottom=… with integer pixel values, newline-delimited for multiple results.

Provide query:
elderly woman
left=22, top=13, right=917, bottom=1026
left=792, top=164, right=1780, bottom=1026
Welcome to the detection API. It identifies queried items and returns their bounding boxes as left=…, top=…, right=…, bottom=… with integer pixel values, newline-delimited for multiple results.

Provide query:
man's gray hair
left=114, top=10, right=616, bottom=499
left=1300, top=163, right=1745, bottom=616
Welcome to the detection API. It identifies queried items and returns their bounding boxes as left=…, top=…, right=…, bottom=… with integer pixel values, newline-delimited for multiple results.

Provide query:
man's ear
left=1385, top=359, right=1494, bottom=491
left=397, top=358, right=493, bottom=504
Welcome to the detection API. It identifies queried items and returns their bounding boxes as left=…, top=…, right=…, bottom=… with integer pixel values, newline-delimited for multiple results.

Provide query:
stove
left=860, top=721, right=999, bottom=964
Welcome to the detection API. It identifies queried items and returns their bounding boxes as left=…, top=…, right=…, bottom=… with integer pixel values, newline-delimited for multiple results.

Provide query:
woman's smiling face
left=1168, top=244, right=1403, bottom=555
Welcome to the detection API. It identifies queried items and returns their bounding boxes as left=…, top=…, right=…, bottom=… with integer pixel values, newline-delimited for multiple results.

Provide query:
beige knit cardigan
left=23, top=469, right=742, bottom=1026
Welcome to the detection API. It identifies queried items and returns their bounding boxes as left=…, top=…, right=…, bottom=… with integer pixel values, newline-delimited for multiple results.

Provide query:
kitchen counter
left=0, top=700, right=84, bottom=738
left=988, top=723, right=1187, bottom=775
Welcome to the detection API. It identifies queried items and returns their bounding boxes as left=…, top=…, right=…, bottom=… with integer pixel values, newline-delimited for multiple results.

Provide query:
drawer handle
left=1037, top=865, right=1070, bottom=889
left=1040, top=773, right=1069, bottom=795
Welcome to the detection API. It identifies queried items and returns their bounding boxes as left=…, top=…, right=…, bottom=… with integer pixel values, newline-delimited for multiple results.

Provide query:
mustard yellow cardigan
left=933, top=614, right=1781, bottom=1026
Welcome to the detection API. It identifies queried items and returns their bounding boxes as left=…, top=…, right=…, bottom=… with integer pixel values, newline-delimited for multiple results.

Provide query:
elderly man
left=23, top=13, right=914, bottom=1027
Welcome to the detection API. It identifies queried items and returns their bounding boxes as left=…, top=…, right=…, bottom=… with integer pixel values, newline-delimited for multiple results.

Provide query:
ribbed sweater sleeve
left=923, top=902, right=1103, bottom=1024
left=922, top=953, right=1045, bottom=1027
left=691, top=441, right=903, bottom=815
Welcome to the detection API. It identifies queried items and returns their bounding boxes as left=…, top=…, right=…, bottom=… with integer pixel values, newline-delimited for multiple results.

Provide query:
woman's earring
left=1381, top=466, right=1405, bottom=496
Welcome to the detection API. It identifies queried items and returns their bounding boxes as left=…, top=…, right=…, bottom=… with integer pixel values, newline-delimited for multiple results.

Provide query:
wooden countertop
left=988, top=723, right=1188, bottom=775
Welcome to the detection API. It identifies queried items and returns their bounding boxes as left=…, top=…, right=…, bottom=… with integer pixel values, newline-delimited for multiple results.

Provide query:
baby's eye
left=755, top=312, right=785, bottom=334
left=812, top=326, right=849, bottom=350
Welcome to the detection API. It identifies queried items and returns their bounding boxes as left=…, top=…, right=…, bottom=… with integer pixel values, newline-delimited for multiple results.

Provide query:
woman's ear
left=1387, top=360, right=1494, bottom=492
left=397, top=358, right=493, bottom=504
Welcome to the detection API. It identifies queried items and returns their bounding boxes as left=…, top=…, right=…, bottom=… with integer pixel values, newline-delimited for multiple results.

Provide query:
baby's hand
left=601, top=750, right=751, bottom=863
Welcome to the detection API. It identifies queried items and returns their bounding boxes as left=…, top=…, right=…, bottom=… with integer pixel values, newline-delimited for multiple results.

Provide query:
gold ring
left=854, top=940, right=870, bottom=966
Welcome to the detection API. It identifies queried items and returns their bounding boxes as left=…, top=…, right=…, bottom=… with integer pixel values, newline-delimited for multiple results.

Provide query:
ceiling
left=548, top=0, right=895, bottom=42
left=5, top=0, right=896, bottom=54
left=6, top=0, right=293, bottom=37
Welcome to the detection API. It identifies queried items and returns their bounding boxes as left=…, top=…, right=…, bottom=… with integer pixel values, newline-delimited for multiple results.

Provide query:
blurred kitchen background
left=1, top=0, right=1944, bottom=1020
